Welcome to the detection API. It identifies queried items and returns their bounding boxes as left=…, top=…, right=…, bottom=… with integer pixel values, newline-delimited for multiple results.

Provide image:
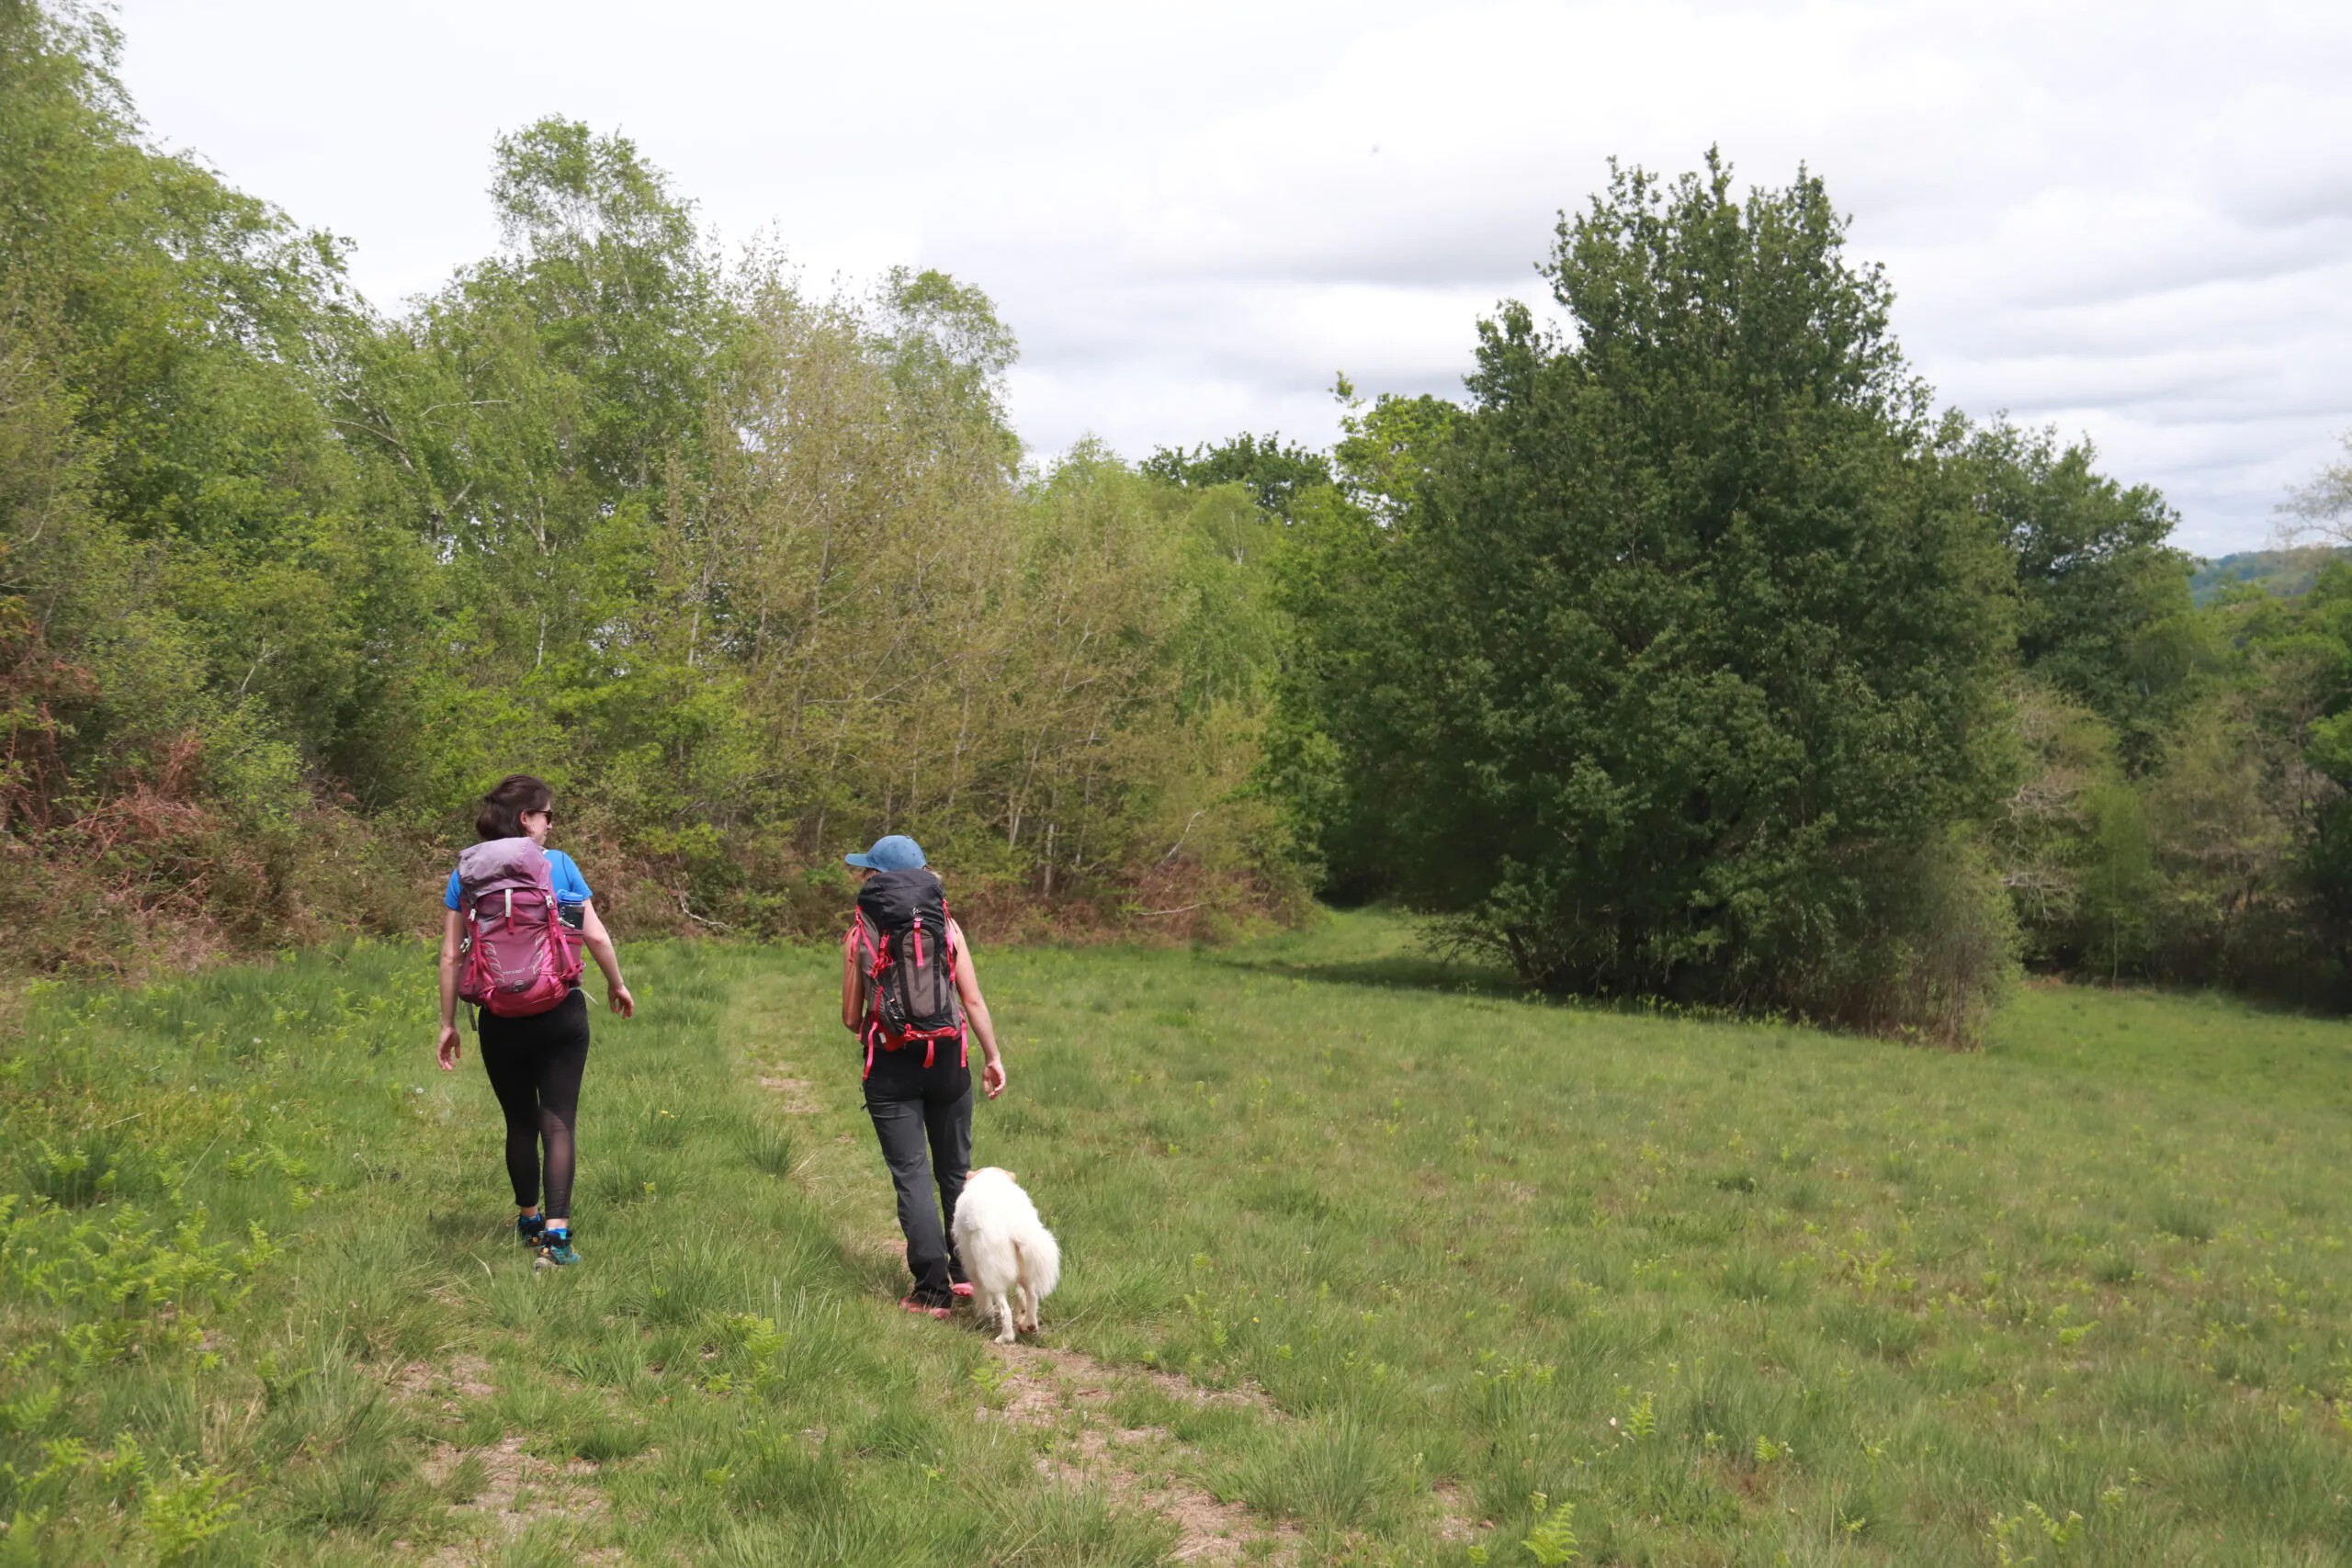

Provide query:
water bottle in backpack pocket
left=456, top=838, right=585, bottom=1019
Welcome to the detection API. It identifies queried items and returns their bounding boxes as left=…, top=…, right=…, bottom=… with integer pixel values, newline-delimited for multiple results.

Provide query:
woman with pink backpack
left=435, top=774, right=635, bottom=1267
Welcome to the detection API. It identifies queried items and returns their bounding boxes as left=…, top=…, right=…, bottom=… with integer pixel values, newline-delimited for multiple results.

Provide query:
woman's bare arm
left=950, top=920, right=1005, bottom=1099
left=436, top=908, right=464, bottom=1068
left=578, top=901, right=634, bottom=1016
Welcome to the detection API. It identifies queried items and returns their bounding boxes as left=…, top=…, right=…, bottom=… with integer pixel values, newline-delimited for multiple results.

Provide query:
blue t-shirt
left=446, top=848, right=592, bottom=911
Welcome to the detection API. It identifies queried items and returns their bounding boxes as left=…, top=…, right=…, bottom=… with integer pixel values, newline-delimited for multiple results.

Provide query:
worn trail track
left=736, top=966, right=1311, bottom=1563
left=382, top=964, right=1442, bottom=1564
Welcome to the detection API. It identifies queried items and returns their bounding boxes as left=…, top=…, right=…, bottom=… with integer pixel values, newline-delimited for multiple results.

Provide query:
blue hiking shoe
left=517, top=1213, right=547, bottom=1248
left=537, top=1229, right=581, bottom=1268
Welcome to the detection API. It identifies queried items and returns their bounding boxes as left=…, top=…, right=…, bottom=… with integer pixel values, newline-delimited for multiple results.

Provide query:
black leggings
left=479, top=989, right=590, bottom=1219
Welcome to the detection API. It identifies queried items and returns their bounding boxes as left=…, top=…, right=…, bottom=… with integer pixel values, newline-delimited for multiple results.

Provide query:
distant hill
left=2188, top=547, right=2347, bottom=606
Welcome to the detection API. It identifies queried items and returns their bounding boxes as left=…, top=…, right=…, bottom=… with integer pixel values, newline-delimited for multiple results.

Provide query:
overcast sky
left=117, top=0, right=2352, bottom=554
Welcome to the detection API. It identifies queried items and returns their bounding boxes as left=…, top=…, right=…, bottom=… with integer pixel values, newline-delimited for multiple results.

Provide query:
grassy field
left=4, top=912, right=2350, bottom=1565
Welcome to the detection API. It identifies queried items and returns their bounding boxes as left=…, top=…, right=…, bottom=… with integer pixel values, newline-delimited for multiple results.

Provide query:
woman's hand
left=608, top=982, right=636, bottom=1019
left=436, top=1024, right=462, bottom=1070
left=981, top=1055, right=1006, bottom=1100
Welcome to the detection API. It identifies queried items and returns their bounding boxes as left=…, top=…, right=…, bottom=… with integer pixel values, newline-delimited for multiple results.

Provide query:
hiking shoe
left=899, top=1295, right=952, bottom=1320
left=537, top=1231, right=581, bottom=1268
left=517, top=1213, right=547, bottom=1248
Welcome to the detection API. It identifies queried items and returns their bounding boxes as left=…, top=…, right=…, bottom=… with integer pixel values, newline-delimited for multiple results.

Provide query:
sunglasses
left=526, top=807, right=558, bottom=825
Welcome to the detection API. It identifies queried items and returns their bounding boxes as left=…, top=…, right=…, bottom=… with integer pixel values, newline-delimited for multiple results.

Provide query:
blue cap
left=844, top=834, right=926, bottom=872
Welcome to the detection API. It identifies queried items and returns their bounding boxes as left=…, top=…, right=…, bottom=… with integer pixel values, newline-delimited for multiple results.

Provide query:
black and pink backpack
left=852, top=867, right=966, bottom=1077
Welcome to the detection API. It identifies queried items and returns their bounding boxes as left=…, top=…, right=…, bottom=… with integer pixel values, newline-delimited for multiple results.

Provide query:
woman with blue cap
left=840, top=834, right=1006, bottom=1317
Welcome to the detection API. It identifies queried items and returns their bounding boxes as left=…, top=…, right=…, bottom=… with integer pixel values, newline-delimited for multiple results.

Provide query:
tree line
left=0, top=2, right=1292, bottom=967
left=1253, top=160, right=2352, bottom=1040
left=6, top=4, right=2351, bottom=1042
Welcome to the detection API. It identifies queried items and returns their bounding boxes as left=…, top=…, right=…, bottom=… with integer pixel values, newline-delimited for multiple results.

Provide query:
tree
left=1329, top=378, right=1458, bottom=527
left=0, top=0, right=392, bottom=787
left=336, top=119, right=723, bottom=682
left=1143, top=432, right=1332, bottom=520
left=2280, top=430, right=2352, bottom=543
left=1283, top=153, right=2017, bottom=1040
left=0, top=0, right=442, bottom=964
left=2188, top=558, right=2352, bottom=999
left=1962, top=420, right=2199, bottom=758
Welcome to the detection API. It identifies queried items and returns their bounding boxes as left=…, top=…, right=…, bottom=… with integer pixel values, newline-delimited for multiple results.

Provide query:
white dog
left=952, top=1167, right=1060, bottom=1344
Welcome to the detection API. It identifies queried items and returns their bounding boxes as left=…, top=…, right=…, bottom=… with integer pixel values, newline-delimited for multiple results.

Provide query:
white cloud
left=114, top=0, right=2352, bottom=552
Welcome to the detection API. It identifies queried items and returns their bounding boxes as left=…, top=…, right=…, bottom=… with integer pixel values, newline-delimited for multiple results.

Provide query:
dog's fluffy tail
left=1015, top=1225, right=1061, bottom=1301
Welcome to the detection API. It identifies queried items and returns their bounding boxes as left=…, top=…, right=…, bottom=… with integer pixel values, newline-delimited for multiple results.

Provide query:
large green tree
left=0, top=0, right=439, bottom=963
left=0, top=0, right=395, bottom=786
left=322, top=118, right=735, bottom=825
left=1283, top=154, right=2017, bottom=1039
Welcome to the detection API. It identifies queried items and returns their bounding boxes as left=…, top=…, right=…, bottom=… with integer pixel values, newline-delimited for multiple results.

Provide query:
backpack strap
left=854, top=914, right=885, bottom=1079
left=942, top=901, right=968, bottom=1067
left=852, top=913, right=885, bottom=1021
left=854, top=911, right=888, bottom=987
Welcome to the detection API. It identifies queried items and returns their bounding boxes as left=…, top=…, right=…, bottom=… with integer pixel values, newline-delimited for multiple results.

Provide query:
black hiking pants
left=479, top=988, right=590, bottom=1220
left=862, top=1040, right=971, bottom=1306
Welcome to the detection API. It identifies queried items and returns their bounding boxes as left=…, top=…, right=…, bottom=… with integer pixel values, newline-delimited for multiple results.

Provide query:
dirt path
left=732, top=969, right=1314, bottom=1564
left=379, top=965, right=1468, bottom=1564
left=981, top=1343, right=1304, bottom=1563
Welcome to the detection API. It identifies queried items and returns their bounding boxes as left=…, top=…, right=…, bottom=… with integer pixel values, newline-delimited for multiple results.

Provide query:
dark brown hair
left=476, top=773, right=553, bottom=841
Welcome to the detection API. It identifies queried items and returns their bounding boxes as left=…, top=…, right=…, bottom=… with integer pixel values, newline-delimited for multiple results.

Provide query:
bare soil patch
left=757, top=1074, right=822, bottom=1113
left=382, top=1354, right=617, bottom=1565
left=979, top=1344, right=1301, bottom=1565
left=389, top=1351, right=495, bottom=1413
left=417, top=1434, right=615, bottom=1566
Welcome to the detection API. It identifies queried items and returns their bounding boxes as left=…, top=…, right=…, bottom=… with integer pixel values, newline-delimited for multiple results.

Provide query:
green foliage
left=1987, top=545, right=2352, bottom=1002
left=1329, top=375, right=1460, bottom=526
left=1282, top=153, right=2016, bottom=1040
left=1964, top=420, right=2200, bottom=757
left=0, top=5, right=1303, bottom=969
left=1142, top=430, right=1332, bottom=519
left=12, top=0, right=2352, bottom=1021
left=0, top=1, right=428, bottom=968
left=1521, top=1492, right=1580, bottom=1563
left=2078, top=778, right=2159, bottom=981
left=2168, top=559, right=2352, bottom=997
left=0, top=1, right=356, bottom=556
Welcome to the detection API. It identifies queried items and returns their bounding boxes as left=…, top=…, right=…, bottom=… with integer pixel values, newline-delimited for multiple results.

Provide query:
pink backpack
left=456, top=838, right=584, bottom=1018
